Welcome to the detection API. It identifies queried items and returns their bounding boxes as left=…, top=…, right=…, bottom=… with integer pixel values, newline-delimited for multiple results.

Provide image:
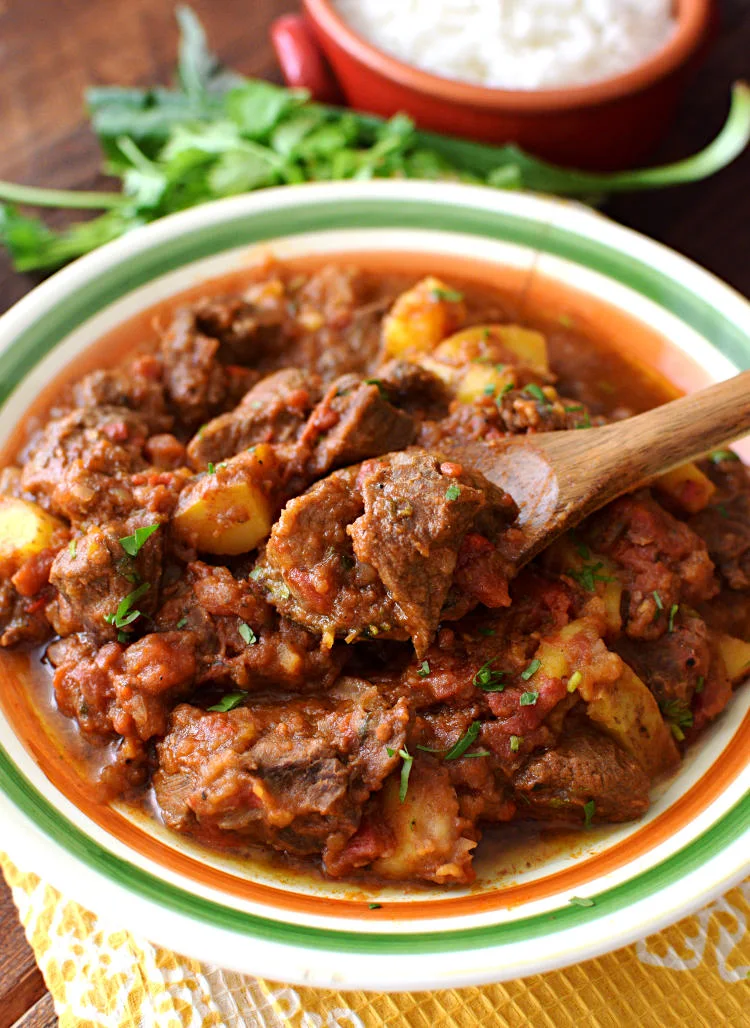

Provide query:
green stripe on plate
left=0, top=190, right=749, bottom=954
left=0, top=742, right=748, bottom=952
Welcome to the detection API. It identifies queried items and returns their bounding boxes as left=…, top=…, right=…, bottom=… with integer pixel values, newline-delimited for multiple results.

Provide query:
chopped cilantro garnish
left=416, top=660, right=430, bottom=678
left=668, top=603, right=679, bottom=632
left=473, top=660, right=505, bottom=692
left=709, top=449, right=740, bottom=463
left=583, top=799, right=596, bottom=828
left=431, top=287, right=464, bottom=303
left=569, top=896, right=595, bottom=908
left=660, top=699, right=693, bottom=742
left=497, top=382, right=514, bottom=399
left=238, top=622, right=257, bottom=645
left=208, top=691, right=247, bottom=712
left=519, top=691, right=539, bottom=706
left=119, top=523, right=159, bottom=557
left=207, top=462, right=216, bottom=474
left=523, top=383, right=549, bottom=405
left=104, top=582, right=150, bottom=630
left=575, top=414, right=592, bottom=429
left=445, top=721, right=481, bottom=760
left=176, top=616, right=188, bottom=630
left=445, top=483, right=461, bottom=501
left=567, top=670, right=582, bottom=693
left=482, top=383, right=496, bottom=396
left=521, top=658, right=541, bottom=681
left=567, top=561, right=613, bottom=592
left=653, top=590, right=664, bottom=611
left=117, top=631, right=129, bottom=644
left=68, top=539, right=77, bottom=558
left=564, top=404, right=584, bottom=413
left=387, top=746, right=413, bottom=802
left=509, top=735, right=522, bottom=752
left=364, top=377, right=390, bottom=400
left=368, top=903, right=382, bottom=910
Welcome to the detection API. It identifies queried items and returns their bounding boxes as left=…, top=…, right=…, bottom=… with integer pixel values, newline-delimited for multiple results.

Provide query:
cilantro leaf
left=444, top=721, right=481, bottom=760
left=208, top=691, right=247, bottom=712
left=104, top=582, right=150, bottom=630
left=238, top=622, right=257, bottom=645
left=119, top=523, right=159, bottom=557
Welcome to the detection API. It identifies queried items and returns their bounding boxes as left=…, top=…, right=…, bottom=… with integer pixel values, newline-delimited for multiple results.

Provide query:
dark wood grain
left=0, top=0, right=749, bottom=1023
left=0, top=880, right=47, bottom=1028
left=11, top=994, right=57, bottom=1028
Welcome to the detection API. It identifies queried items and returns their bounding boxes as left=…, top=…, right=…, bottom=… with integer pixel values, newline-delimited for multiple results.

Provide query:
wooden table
left=0, top=1, right=748, bottom=1024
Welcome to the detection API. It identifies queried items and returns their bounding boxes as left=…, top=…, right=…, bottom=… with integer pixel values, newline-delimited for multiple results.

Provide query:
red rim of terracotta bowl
left=303, top=0, right=714, bottom=111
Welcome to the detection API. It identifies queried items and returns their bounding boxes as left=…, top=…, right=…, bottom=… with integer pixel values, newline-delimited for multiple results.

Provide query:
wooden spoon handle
left=557, top=369, right=750, bottom=504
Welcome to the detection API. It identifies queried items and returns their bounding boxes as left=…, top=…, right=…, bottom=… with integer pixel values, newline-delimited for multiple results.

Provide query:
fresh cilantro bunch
left=1, top=6, right=749, bottom=273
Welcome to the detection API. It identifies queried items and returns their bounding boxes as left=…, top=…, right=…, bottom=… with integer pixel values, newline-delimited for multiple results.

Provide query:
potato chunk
left=654, top=462, right=716, bottom=514
left=172, top=444, right=277, bottom=555
left=382, top=277, right=466, bottom=358
left=716, top=633, right=750, bottom=682
left=372, top=760, right=476, bottom=884
left=435, top=324, right=549, bottom=375
left=534, top=618, right=679, bottom=777
left=0, top=497, right=65, bottom=573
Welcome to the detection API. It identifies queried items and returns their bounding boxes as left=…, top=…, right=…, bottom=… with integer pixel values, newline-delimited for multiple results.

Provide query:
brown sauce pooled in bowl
left=1, top=257, right=747, bottom=888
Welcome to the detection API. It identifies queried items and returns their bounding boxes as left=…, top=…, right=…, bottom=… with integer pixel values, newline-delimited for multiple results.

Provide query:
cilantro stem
left=0, top=180, right=123, bottom=210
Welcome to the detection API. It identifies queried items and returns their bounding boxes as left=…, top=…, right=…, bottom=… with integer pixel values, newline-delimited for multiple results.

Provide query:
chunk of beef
left=0, top=579, right=52, bottom=647
left=254, top=467, right=400, bottom=643
left=689, top=457, right=750, bottom=590
left=186, top=368, right=322, bottom=468
left=615, top=611, right=711, bottom=713
left=298, top=375, right=415, bottom=480
left=48, top=520, right=162, bottom=642
left=374, top=359, right=451, bottom=419
left=257, top=451, right=518, bottom=655
left=21, top=407, right=150, bottom=522
left=160, top=308, right=250, bottom=430
left=349, top=451, right=517, bottom=654
left=155, top=561, right=345, bottom=692
left=584, top=491, right=718, bottom=639
left=50, top=630, right=197, bottom=742
left=193, top=276, right=290, bottom=363
left=153, top=680, right=409, bottom=862
left=419, top=387, right=599, bottom=449
left=513, top=723, right=651, bottom=823
left=72, top=355, right=172, bottom=433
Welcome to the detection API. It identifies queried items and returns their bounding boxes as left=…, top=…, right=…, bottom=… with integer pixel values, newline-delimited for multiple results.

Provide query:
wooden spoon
left=440, top=371, right=750, bottom=568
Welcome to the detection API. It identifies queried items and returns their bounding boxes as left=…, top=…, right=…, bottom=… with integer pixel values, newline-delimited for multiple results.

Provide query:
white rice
left=334, top=0, right=678, bottom=90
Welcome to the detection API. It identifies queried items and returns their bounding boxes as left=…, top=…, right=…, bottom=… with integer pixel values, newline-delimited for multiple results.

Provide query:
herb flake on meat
left=519, top=691, right=539, bottom=706
left=387, top=746, right=414, bottom=802
left=119, top=523, right=159, bottom=556
left=583, top=799, right=596, bottom=828
left=103, top=582, right=150, bottom=630
left=208, top=691, right=248, bottom=712
left=444, top=721, right=481, bottom=760
left=473, top=660, right=505, bottom=692
left=238, top=622, right=257, bottom=645
left=521, top=658, right=541, bottom=681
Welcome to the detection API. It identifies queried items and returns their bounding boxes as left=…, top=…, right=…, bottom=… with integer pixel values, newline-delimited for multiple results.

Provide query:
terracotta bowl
left=271, top=0, right=716, bottom=170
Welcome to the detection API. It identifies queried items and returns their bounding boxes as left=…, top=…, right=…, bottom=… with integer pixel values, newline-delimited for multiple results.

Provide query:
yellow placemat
left=2, top=852, right=748, bottom=1028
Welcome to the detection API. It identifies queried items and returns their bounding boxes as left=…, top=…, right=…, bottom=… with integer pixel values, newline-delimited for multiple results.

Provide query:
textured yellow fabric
left=2, top=852, right=748, bottom=1028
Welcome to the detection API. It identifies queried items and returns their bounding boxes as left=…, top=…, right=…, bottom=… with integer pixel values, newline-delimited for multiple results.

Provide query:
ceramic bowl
left=0, top=181, right=748, bottom=991
left=270, top=0, right=716, bottom=169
